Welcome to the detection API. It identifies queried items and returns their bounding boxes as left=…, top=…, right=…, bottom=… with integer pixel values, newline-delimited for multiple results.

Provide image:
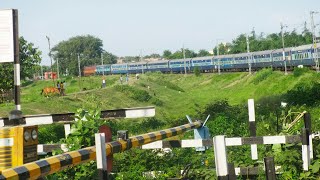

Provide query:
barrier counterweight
left=0, top=121, right=202, bottom=180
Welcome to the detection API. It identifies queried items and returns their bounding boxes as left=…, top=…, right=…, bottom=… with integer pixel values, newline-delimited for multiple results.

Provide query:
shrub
left=115, top=85, right=151, bottom=102
left=252, top=68, right=273, bottom=84
left=293, top=67, right=309, bottom=77
left=194, top=66, right=201, bottom=77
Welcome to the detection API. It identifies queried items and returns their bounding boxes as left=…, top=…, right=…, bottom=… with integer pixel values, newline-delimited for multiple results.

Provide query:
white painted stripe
left=15, top=104, right=21, bottom=110
left=225, top=138, right=242, bottom=146
left=142, top=141, right=163, bottom=149
left=309, top=135, right=313, bottom=160
left=64, top=124, right=71, bottom=138
left=14, top=64, right=20, bottom=85
left=234, top=167, right=241, bottom=175
left=214, top=136, right=228, bottom=176
left=302, top=144, right=310, bottom=171
left=263, top=136, right=286, bottom=144
left=251, top=144, right=258, bottom=160
left=25, top=115, right=53, bottom=125
left=248, top=99, right=255, bottom=122
left=37, top=144, right=44, bottom=152
left=0, top=138, right=14, bottom=146
left=125, top=108, right=155, bottom=118
left=0, top=119, right=4, bottom=127
left=181, top=139, right=203, bottom=147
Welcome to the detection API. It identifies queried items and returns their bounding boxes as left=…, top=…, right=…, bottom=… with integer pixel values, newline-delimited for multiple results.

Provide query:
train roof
left=147, top=60, right=169, bottom=64
left=169, top=58, right=193, bottom=62
left=252, top=49, right=274, bottom=55
left=272, top=47, right=292, bottom=53
left=191, top=56, right=213, bottom=60
left=128, top=61, right=147, bottom=65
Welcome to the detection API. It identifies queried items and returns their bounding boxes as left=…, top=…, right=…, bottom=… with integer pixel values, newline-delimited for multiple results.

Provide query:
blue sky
left=1, top=0, right=320, bottom=65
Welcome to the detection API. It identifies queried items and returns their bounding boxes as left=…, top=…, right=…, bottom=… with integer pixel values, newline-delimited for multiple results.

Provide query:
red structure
left=83, top=66, right=96, bottom=76
left=44, top=72, right=57, bottom=80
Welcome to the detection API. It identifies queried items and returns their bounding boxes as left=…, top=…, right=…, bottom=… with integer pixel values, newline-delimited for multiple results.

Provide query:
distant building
left=44, top=72, right=57, bottom=80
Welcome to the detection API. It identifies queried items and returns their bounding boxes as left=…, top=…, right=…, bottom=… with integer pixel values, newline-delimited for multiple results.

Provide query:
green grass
left=1, top=71, right=319, bottom=119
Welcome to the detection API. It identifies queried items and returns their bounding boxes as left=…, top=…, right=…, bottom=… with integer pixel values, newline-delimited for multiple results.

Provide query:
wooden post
left=214, top=136, right=228, bottom=179
left=264, top=157, right=276, bottom=180
left=95, top=133, right=108, bottom=180
left=304, top=113, right=313, bottom=160
left=248, top=99, right=258, bottom=160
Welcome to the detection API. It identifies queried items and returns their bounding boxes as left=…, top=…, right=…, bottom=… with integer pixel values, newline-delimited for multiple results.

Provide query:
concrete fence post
left=95, top=133, right=108, bottom=180
left=302, top=128, right=310, bottom=171
left=248, top=99, right=258, bottom=160
left=214, top=135, right=228, bottom=179
left=304, top=113, right=313, bottom=160
left=264, top=157, right=276, bottom=180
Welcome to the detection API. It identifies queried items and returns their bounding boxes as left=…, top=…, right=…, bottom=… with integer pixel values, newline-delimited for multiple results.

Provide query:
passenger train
left=83, top=43, right=320, bottom=76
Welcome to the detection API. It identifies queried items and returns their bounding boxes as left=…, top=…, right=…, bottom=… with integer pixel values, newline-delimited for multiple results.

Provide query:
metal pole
left=12, top=9, right=20, bottom=110
left=246, top=34, right=252, bottom=74
left=40, top=64, right=43, bottom=80
left=281, top=23, right=288, bottom=75
left=101, top=53, right=104, bottom=76
left=217, top=41, right=221, bottom=75
left=311, top=11, right=319, bottom=73
left=78, top=54, right=81, bottom=91
left=56, top=58, right=60, bottom=79
left=183, top=45, right=186, bottom=75
left=46, top=36, right=55, bottom=86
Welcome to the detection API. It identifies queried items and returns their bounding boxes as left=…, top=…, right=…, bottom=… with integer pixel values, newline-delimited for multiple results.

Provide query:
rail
left=0, top=121, right=202, bottom=180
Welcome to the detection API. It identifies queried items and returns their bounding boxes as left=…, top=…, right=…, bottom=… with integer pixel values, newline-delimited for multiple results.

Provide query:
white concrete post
left=95, top=133, right=108, bottom=179
left=214, top=135, right=229, bottom=179
left=248, top=99, right=258, bottom=160
left=64, top=124, right=71, bottom=138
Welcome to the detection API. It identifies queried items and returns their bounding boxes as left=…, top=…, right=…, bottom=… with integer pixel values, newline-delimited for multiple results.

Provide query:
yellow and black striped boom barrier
left=0, top=121, right=202, bottom=180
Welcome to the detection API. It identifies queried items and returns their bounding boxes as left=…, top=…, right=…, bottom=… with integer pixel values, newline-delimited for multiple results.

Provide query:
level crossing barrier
left=0, top=121, right=202, bottom=180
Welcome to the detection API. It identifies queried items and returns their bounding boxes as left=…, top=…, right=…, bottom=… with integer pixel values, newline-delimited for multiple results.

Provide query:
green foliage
left=115, top=85, right=151, bottom=102
left=151, top=97, right=164, bottom=106
left=194, top=66, right=201, bottom=77
left=47, top=109, right=105, bottom=180
left=0, top=37, right=42, bottom=91
left=293, top=67, right=310, bottom=77
left=285, top=82, right=320, bottom=106
left=151, top=78, right=185, bottom=92
left=38, top=124, right=65, bottom=144
left=252, top=68, right=273, bottom=84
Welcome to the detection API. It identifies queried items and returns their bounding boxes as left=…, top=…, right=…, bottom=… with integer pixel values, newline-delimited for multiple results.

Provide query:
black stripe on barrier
left=110, top=141, right=122, bottom=153
left=126, top=139, right=132, bottom=150
left=163, top=140, right=181, bottom=148
left=136, top=136, right=145, bottom=145
left=217, top=175, right=229, bottom=180
left=52, top=113, right=74, bottom=122
left=249, top=121, right=256, bottom=137
left=14, top=166, right=30, bottom=179
left=286, top=135, right=301, bottom=144
left=242, top=137, right=263, bottom=145
left=170, top=128, right=178, bottom=136
left=160, top=131, right=167, bottom=139
left=58, top=154, right=73, bottom=167
left=180, top=125, right=187, bottom=132
left=302, top=128, right=309, bottom=145
left=78, top=149, right=90, bottom=161
left=148, top=133, right=157, bottom=141
left=35, top=160, right=51, bottom=174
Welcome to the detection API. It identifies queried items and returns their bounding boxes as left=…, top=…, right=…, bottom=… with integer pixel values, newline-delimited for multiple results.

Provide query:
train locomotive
left=84, top=43, right=320, bottom=75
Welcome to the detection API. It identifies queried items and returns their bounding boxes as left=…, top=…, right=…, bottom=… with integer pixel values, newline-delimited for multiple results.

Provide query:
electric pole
left=46, top=36, right=55, bottom=86
left=216, top=41, right=221, bottom=75
left=281, top=23, right=288, bottom=75
left=78, top=54, right=81, bottom=91
left=183, top=45, right=186, bottom=75
left=246, top=34, right=252, bottom=74
left=140, top=50, right=144, bottom=74
left=56, top=58, right=60, bottom=79
left=311, top=11, right=319, bottom=73
left=101, top=53, right=104, bottom=76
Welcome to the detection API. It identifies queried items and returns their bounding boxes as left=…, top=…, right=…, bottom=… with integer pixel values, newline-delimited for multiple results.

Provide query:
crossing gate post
left=303, top=113, right=313, bottom=160
left=214, top=135, right=229, bottom=179
left=95, top=133, right=108, bottom=180
left=248, top=99, right=258, bottom=160
left=302, top=128, right=311, bottom=171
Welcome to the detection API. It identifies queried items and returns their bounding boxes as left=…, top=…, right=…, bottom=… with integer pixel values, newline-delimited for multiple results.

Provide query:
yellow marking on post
left=118, top=140, right=127, bottom=151
left=106, top=144, right=112, bottom=156
left=175, top=127, right=183, bottom=135
left=68, top=151, right=82, bottom=165
left=130, top=137, right=140, bottom=147
left=153, top=132, right=162, bottom=141
left=164, top=129, right=172, bottom=137
left=45, top=157, right=61, bottom=174
left=0, top=169, right=19, bottom=180
left=142, top=134, right=152, bottom=144
left=24, top=163, right=41, bottom=180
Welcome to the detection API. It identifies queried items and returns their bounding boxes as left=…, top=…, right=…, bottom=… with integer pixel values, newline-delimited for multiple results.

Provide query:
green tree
left=197, top=49, right=210, bottom=57
left=163, top=50, right=172, bottom=59
left=0, top=37, right=42, bottom=91
left=52, top=35, right=116, bottom=76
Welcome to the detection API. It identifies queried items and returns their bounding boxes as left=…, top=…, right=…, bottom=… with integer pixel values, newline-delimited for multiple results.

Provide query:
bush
left=194, top=66, right=201, bottom=77
left=252, top=68, right=273, bottom=84
left=115, top=85, right=151, bottom=102
left=293, top=67, right=309, bottom=77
